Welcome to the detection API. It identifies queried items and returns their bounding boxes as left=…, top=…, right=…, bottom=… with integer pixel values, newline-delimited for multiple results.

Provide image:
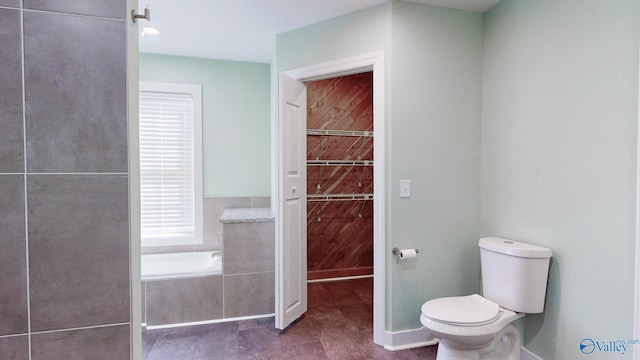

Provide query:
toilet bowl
left=420, top=294, right=524, bottom=359
left=420, top=238, right=552, bottom=360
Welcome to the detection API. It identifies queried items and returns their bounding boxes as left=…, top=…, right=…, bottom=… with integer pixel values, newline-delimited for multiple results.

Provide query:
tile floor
left=143, top=277, right=437, bottom=359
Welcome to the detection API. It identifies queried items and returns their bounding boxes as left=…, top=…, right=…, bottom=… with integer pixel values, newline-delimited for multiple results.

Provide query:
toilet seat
left=421, top=294, right=500, bottom=326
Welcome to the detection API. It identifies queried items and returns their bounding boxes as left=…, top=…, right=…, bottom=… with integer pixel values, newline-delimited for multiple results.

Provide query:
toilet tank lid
left=479, top=237, right=552, bottom=259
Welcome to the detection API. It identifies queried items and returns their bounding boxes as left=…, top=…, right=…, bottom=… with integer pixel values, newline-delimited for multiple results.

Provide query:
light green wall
left=140, top=54, right=271, bottom=197
left=389, top=1, right=483, bottom=331
left=276, top=1, right=483, bottom=331
left=274, top=4, right=392, bottom=72
left=481, top=0, right=640, bottom=359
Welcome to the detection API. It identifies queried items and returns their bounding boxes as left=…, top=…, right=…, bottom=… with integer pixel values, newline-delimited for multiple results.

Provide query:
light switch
left=400, top=179, right=411, bottom=198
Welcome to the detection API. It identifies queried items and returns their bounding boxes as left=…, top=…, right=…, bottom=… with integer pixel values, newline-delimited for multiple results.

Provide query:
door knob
left=292, top=186, right=297, bottom=193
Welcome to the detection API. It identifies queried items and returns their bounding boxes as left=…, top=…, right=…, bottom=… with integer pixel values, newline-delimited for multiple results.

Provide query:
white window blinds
left=139, top=82, right=203, bottom=247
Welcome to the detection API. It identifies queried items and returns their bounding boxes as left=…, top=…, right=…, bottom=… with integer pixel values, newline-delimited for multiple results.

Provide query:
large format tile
left=251, top=196, right=271, bottom=208
left=0, top=175, right=27, bottom=336
left=24, top=11, right=127, bottom=173
left=0, top=0, right=20, bottom=9
left=199, top=197, right=252, bottom=252
left=143, top=279, right=437, bottom=360
left=28, top=174, right=130, bottom=331
left=0, top=8, right=23, bottom=172
left=224, top=272, right=274, bottom=318
left=24, top=0, right=125, bottom=19
left=223, top=222, right=275, bottom=274
left=0, top=335, right=29, bottom=360
left=31, top=324, right=130, bottom=360
left=146, top=276, right=223, bottom=326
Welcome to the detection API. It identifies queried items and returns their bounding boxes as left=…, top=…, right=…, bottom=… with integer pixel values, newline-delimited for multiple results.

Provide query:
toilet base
left=436, top=323, right=521, bottom=360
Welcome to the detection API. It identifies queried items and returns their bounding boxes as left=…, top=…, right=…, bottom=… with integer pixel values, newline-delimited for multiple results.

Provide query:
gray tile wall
left=142, top=202, right=275, bottom=327
left=224, top=272, right=275, bottom=318
left=141, top=196, right=270, bottom=255
left=0, top=3, right=130, bottom=360
left=223, top=222, right=275, bottom=275
left=0, top=336, right=29, bottom=360
left=145, top=276, right=223, bottom=326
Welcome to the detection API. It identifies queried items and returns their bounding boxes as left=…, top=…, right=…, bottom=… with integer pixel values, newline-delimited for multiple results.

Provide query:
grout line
left=0, top=333, right=29, bottom=339
left=30, top=322, right=131, bottom=336
left=21, top=7, right=126, bottom=22
left=19, top=3, right=32, bottom=359
left=1, top=172, right=128, bottom=176
left=222, top=271, right=274, bottom=277
left=307, top=274, right=373, bottom=283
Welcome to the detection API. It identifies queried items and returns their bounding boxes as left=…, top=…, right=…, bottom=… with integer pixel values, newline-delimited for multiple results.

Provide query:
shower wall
left=0, top=1, right=130, bottom=359
left=306, top=73, right=374, bottom=280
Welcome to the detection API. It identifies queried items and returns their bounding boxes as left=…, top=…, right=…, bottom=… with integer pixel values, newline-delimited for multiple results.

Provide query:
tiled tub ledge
left=219, top=208, right=275, bottom=223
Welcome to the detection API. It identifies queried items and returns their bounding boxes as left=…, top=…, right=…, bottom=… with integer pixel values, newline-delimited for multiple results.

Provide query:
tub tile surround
left=221, top=207, right=275, bottom=317
left=222, top=221, right=275, bottom=274
left=145, top=276, right=223, bottom=326
left=142, top=201, right=274, bottom=327
left=0, top=3, right=130, bottom=360
left=223, top=272, right=275, bottom=318
left=142, top=196, right=270, bottom=254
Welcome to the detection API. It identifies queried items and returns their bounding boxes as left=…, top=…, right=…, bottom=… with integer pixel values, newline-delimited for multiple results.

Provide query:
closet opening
left=305, top=72, right=374, bottom=324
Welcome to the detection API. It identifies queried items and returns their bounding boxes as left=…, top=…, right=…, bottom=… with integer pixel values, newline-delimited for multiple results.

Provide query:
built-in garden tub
left=141, top=207, right=275, bottom=329
left=141, top=251, right=222, bottom=281
left=141, top=251, right=223, bottom=328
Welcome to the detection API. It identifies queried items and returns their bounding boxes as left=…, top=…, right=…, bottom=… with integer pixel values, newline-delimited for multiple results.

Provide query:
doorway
left=275, top=52, right=386, bottom=346
left=306, top=72, right=374, bottom=283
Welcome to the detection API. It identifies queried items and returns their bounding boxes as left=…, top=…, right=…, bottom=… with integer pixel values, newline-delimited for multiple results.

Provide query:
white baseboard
left=383, top=327, right=438, bottom=351
left=145, top=313, right=275, bottom=330
left=380, top=327, right=543, bottom=360
left=522, top=346, right=544, bottom=360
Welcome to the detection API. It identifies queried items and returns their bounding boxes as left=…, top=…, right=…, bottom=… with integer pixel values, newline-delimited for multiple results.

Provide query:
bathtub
left=141, top=251, right=222, bottom=280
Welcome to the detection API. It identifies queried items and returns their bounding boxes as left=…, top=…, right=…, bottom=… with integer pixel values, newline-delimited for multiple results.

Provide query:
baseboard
left=522, top=346, right=544, bottom=360
left=307, top=267, right=373, bottom=281
left=383, top=327, right=438, bottom=351
left=379, top=328, right=543, bottom=359
left=145, top=313, right=275, bottom=330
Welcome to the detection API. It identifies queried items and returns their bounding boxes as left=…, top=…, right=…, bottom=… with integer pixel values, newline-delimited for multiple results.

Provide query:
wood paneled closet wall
left=306, top=72, right=374, bottom=281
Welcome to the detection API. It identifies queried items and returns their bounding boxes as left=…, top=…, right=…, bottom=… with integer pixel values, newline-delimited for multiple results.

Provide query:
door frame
left=275, top=51, right=386, bottom=345
left=633, top=37, right=640, bottom=360
left=127, top=0, right=142, bottom=359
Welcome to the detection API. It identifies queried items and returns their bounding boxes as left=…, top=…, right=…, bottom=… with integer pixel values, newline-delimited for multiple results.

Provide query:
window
left=139, top=82, right=203, bottom=247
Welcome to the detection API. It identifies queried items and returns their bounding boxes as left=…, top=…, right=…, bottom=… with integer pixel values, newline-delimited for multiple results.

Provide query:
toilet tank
left=479, top=237, right=552, bottom=313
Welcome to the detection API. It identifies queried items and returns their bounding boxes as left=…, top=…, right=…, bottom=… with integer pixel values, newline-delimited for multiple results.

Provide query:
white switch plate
left=400, top=179, right=411, bottom=198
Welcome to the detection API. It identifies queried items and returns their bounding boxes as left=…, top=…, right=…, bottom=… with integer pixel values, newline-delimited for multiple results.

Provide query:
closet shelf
left=307, top=193, right=374, bottom=202
left=307, top=159, right=373, bottom=166
left=307, top=129, right=373, bottom=137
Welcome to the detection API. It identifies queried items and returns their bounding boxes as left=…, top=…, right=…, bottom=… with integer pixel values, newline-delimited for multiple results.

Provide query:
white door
left=276, top=73, right=307, bottom=330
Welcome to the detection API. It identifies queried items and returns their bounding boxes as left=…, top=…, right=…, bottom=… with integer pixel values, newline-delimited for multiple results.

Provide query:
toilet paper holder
left=392, top=247, right=419, bottom=257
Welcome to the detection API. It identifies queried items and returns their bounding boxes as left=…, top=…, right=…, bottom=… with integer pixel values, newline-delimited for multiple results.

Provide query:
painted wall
left=276, top=1, right=483, bottom=332
left=140, top=54, right=271, bottom=197
left=0, top=1, right=131, bottom=359
left=388, top=1, right=483, bottom=331
left=481, top=0, right=640, bottom=359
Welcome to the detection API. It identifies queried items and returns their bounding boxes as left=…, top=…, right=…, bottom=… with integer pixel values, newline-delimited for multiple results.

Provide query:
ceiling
left=138, top=0, right=500, bottom=63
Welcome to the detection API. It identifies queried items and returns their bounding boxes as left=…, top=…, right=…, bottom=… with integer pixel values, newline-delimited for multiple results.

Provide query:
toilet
left=420, top=237, right=552, bottom=360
